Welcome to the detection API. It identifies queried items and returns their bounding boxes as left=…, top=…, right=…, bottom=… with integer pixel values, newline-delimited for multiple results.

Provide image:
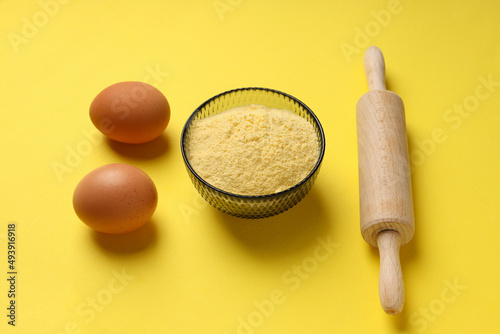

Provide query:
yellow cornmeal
left=187, top=104, right=319, bottom=196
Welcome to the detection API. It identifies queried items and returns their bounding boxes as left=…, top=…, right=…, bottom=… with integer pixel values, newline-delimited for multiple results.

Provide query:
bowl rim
left=180, top=87, right=326, bottom=199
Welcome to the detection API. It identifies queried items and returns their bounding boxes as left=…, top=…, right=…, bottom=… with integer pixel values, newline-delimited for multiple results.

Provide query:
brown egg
left=73, top=163, right=158, bottom=234
left=90, top=81, right=170, bottom=144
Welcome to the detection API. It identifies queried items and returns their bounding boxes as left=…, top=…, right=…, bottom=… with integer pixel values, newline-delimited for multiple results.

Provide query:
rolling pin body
left=357, top=90, right=414, bottom=246
left=356, top=46, right=415, bottom=315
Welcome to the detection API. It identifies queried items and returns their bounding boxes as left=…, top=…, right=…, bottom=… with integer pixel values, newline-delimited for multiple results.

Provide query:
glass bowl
left=180, top=87, right=325, bottom=219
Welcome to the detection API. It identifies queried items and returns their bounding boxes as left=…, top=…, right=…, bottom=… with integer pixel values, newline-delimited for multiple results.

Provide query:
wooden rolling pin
left=356, top=46, right=415, bottom=315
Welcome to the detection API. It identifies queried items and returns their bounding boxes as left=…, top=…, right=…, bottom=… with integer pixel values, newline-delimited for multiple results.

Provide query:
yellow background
left=1, top=0, right=499, bottom=333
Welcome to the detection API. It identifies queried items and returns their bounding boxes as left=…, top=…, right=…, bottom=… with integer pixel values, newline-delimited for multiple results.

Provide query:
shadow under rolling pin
left=356, top=46, right=415, bottom=315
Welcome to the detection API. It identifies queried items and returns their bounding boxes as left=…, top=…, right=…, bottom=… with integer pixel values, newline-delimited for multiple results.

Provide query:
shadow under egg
left=91, top=218, right=158, bottom=254
left=106, top=133, right=170, bottom=160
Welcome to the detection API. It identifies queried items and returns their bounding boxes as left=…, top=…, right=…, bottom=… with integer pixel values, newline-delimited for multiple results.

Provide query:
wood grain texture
left=364, top=46, right=386, bottom=91
left=377, top=230, right=404, bottom=314
left=356, top=46, right=414, bottom=315
left=356, top=91, right=414, bottom=247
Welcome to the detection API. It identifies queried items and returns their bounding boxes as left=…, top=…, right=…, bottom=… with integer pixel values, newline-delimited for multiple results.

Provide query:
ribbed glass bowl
left=180, top=87, right=325, bottom=219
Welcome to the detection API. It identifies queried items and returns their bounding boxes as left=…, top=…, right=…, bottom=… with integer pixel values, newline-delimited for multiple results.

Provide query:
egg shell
left=73, top=163, right=158, bottom=234
left=90, top=81, right=170, bottom=144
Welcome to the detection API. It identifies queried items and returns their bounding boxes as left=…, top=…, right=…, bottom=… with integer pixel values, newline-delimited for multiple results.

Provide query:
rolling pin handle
left=364, top=46, right=386, bottom=91
left=377, top=230, right=405, bottom=315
